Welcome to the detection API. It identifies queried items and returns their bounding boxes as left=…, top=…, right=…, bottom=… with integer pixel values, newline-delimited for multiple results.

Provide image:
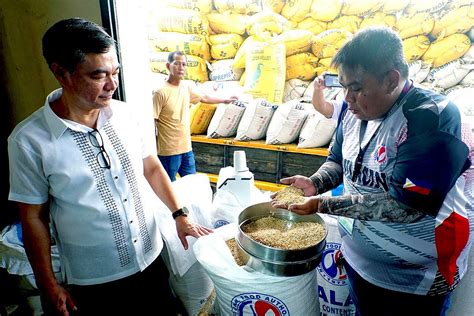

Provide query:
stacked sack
left=147, top=0, right=474, bottom=149
left=149, top=0, right=212, bottom=82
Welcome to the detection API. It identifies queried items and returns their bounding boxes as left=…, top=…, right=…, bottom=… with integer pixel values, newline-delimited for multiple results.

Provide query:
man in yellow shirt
left=153, top=51, right=237, bottom=181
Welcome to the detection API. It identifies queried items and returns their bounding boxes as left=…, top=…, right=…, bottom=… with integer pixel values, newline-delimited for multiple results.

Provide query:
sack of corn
left=404, top=0, right=449, bottom=15
left=380, top=0, right=410, bottom=14
left=213, top=0, right=261, bottom=14
left=395, top=13, right=435, bottom=39
left=244, top=40, right=286, bottom=104
left=281, top=0, right=312, bottom=23
left=422, top=33, right=471, bottom=68
left=311, top=29, right=352, bottom=59
left=150, top=52, right=209, bottom=82
left=341, top=0, right=383, bottom=16
left=297, top=17, right=328, bottom=35
left=328, top=16, right=361, bottom=34
left=286, top=52, right=319, bottom=81
left=277, top=29, right=313, bottom=56
left=310, top=0, right=343, bottom=22
left=209, top=33, right=244, bottom=60
left=431, top=5, right=474, bottom=38
left=206, top=12, right=248, bottom=35
left=163, top=0, right=213, bottom=14
left=149, top=32, right=210, bottom=60
left=402, top=35, right=431, bottom=63
left=157, top=8, right=209, bottom=36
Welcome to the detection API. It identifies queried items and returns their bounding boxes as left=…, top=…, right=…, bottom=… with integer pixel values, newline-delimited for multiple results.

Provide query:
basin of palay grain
left=237, top=202, right=327, bottom=276
left=241, top=216, right=326, bottom=250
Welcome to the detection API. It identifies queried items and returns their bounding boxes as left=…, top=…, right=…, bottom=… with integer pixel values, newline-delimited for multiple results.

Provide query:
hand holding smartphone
left=323, top=73, right=342, bottom=88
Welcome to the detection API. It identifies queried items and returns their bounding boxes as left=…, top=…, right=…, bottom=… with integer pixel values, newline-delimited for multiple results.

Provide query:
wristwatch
left=172, top=207, right=189, bottom=220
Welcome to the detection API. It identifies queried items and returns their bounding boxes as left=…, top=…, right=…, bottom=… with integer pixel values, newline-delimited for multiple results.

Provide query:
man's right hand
left=279, top=175, right=317, bottom=196
left=270, top=175, right=317, bottom=208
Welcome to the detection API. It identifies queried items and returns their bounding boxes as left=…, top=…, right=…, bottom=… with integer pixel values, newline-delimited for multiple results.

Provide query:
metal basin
left=237, top=202, right=327, bottom=276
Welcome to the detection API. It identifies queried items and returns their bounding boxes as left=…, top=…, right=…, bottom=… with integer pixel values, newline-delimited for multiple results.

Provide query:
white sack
left=198, top=80, right=244, bottom=99
left=193, top=231, right=320, bottom=315
left=315, top=215, right=356, bottom=315
left=235, top=99, right=278, bottom=141
left=157, top=174, right=213, bottom=277
left=447, top=87, right=474, bottom=117
left=427, top=59, right=473, bottom=89
left=169, top=261, right=214, bottom=316
left=460, top=70, right=474, bottom=87
left=207, top=101, right=247, bottom=138
left=408, top=60, right=431, bottom=83
left=266, top=100, right=309, bottom=144
left=209, top=59, right=244, bottom=81
left=283, top=79, right=311, bottom=102
left=1, top=223, right=62, bottom=288
left=298, top=110, right=337, bottom=148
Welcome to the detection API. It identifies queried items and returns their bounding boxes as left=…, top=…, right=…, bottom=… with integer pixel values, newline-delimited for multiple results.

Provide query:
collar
left=43, top=88, right=113, bottom=139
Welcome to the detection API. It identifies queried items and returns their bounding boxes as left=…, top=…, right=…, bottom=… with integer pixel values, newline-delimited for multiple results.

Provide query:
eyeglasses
left=88, top=128, right=111, bottom=169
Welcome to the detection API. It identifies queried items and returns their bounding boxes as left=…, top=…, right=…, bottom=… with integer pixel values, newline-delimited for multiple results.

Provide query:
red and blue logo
left=231, top=292, right=289, bottom=316
left=317, top=242, right=347, bottom=286
left=374, top=145, right=387, bottom=165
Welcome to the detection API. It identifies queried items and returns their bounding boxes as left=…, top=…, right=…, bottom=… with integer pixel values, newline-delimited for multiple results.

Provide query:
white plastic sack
left=316, top=215, right=356, bottom=316
left=266, top=100, right=309, bottom=144
left=235, top=99, right=278, bottom=141
left=198, top=80, right=244, bottom=99
left=193, top=231, right=320, bottom=316
left=207, top=101, right=247, bottom=138
left=298, top=110, right=337, bottom=148
left=408, top=60, right=431, bottom=83
left=447, top=87, right=474, bottom=117
left=426, top=59, right=473, bottom=89
left=0, top=223, right=62, bottom=288
left=460, top=70, right=474, bottom=87
left=209, top=59, right=244, bottom=81
left=156, top=174, right=214, bottom=277
left=461, top=45, right=474, bottom=64
left=283, top=79, right=311, bottom=102
left=169, top=261, right=214, bottom=316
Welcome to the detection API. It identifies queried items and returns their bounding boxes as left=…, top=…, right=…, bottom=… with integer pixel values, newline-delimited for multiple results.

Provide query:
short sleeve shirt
left=152, top=81, right=203, bottom=156
left=8, top=89, right=164, bottom=285
left=329, top=86, right=471, bottom=295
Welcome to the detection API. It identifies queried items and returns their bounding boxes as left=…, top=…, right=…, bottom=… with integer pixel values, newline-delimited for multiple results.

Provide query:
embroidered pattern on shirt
left=104, top=123, right=153, bottom=254
left=70, top=129, right=131, bottom=267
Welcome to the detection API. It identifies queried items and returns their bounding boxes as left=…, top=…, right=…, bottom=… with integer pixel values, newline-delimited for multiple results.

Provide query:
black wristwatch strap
left=172, top=207, right=188, bottom=220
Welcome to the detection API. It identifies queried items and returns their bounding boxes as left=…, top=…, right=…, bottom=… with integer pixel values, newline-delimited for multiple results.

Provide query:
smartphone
left=324, top=73, right=342, bottom=88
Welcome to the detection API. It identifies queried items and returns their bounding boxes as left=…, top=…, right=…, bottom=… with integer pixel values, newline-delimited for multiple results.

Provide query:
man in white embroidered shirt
left=7, top=18, right=211, bottom=315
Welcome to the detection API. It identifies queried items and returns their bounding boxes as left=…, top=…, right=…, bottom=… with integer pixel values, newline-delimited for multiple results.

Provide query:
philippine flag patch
left=403, top=178, right=432, bottom=195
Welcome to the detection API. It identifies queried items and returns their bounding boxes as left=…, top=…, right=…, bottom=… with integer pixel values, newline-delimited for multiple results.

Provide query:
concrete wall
left=0, top=0, right=102, bottom=124
left=0, top=0, right=101, bottom=226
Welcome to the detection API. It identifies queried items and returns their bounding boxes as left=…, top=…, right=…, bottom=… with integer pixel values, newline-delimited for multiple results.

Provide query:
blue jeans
left=344, top=261, right=452, bottom=316
left=158, top=151, right=196, bottom=181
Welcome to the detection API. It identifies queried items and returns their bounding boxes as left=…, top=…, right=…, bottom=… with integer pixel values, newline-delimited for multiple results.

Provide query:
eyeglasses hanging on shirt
left=88, top=128, right=111, bottom=169
left=351, top=80, right=413, bottom=182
